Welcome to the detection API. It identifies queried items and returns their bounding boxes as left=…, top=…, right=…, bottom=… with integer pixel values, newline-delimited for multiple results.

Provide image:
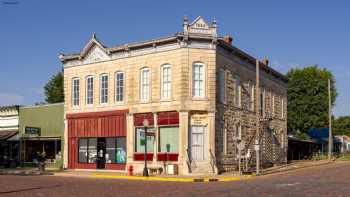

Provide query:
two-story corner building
left=0, top=105, right=20, bottom=167
left=59, top=16, right=288, bottom=175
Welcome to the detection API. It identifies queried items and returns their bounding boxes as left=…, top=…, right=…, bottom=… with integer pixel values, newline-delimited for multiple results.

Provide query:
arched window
left=161, top=64, right=171, bottom=99
left=86, top=76, right=94, bottom=105
left=72, top=77, right=80, bottom=106
left=100, top=73, right=108, bottom=104
left=140, top=68, right=150, bottom=101
left=115, top=72, right=124, bottom=102
left=192, top=62, right=205, bottom=97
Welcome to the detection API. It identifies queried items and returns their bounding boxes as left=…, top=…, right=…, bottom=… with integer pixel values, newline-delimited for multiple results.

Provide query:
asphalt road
left=1, top=162, right=350, bottom=197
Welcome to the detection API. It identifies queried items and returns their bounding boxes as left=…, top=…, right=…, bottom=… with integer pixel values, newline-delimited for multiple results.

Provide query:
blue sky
left=1, top=1, right=350, bottom=116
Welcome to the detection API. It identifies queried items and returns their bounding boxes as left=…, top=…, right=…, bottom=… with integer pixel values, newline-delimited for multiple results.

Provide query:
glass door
left=96, top=138, right=106, bottom=169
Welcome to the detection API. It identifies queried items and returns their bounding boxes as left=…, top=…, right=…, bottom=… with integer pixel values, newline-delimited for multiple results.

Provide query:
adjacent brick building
left=59, top=16, right=287, bottom=174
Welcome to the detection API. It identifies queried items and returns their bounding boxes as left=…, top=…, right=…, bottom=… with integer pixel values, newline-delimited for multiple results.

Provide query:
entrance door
left=190, top=126, right=206, bottom=161
left=96, top=138, right=106, bottom=169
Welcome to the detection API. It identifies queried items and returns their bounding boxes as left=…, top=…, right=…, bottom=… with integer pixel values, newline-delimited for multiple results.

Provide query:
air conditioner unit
left=167, top=164, right=178, bottom=175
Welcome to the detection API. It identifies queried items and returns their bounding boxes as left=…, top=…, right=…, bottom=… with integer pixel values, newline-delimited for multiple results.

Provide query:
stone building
left=59, top=16, right=287, bottom=175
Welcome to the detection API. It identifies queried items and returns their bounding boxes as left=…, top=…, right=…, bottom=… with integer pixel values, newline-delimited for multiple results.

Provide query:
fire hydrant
left=128, top=165, right=134, bottom=176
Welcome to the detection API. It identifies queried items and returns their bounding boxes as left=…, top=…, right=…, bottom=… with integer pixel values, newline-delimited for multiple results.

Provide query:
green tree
left=333, top=116, right=350, bottom=136
left=287, top=66, right=337, bottom=134
left=44, top=71, right=64, bottom=103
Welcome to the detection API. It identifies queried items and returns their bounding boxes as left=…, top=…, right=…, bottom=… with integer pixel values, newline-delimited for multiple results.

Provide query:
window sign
left=25, top=127, right=41, bottom=136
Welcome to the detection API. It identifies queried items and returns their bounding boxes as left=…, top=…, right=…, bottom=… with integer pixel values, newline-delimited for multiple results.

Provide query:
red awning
left=0, top=130, right=18, bottom=140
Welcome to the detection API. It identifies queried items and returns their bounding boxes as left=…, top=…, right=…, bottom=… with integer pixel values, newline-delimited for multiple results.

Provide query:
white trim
left=160, top=64, right=172, bottom=100
left=99, top=73, right=109, bottom=104
left=115, top=71, right=125, bottom=103
left=72, top=77, right=80, bottom=107
left=192, top=62, right=206, bottom=98
left=85, top=75, right=94, bottom=105
left=140, top=68, right=151, bottom=102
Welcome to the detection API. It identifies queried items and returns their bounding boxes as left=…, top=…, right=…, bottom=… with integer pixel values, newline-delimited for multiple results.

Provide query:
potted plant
left=36, top=151, right=46, bottom=173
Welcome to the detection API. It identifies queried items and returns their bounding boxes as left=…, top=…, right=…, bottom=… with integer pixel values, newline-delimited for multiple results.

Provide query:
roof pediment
left=189, top=16, right=210, bottom=29
left=79, top=33, right=110, bottom=64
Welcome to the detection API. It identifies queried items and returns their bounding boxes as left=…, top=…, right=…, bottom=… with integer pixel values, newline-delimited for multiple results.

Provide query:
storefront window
left=158, top=127, right=179, bottom=153
left=78, top=139, right=88, bottom=163
left=135, top=128, right=155, bottom=153
left=78, top=138, right=97, bottom=163
left=105, top=137, right=126, bottom=164
left=88, top=138, right=97, bottom=163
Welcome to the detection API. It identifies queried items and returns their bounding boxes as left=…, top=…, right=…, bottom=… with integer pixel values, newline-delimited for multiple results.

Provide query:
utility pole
left=255, top=59, right=260, bottom=175
left=328, top=79, right=332, bottom=161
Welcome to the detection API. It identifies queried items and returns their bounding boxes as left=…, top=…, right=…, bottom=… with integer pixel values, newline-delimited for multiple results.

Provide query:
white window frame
left=115, top=71, right=124, bottom=103
left=140, top=68, right=150, bottom=102
left=86, top=76, right=94, bottom=105
left=234, top=75, right=241, bottom=107
left=219, top=69, right=226, bottom=104
left=72, top=78, right=80, bottom=107
left=192, top=62, right=205, bottom=98
left=161, top=64, right=172, bottom=100
left=100, top=74, right=109, bottom=104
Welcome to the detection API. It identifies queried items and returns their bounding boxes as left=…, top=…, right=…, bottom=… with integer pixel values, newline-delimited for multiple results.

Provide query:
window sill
left=192, top=97, right=208, bottom=101
left=160, top=98, right=174, bottom=102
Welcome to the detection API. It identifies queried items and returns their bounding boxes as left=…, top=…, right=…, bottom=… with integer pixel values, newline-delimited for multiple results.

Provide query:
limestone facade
left=60, top=16, right=287, bottom=174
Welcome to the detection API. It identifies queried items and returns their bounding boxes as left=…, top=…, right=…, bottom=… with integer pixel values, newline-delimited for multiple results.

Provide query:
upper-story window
left=248, top=82, right=255, bottom=111
left=115, top=72, right=124, bottom=102
left=234, top=75, right=241, bottom=107
left=100, top=74, right=108, bottom=104
left=260, top=88, right=266, bottom=116
left=272, top=94, right=275, bottom=116
left=72, top=78, right=80, bottom=107
left=219, top=69, right=226, bottom=104
left=161, top=64, right=172, bottom=99
left=140, top=68, right=150, bottom=102
left=86, top=76, right=94, bottom=105
left=193, top=63, right=205, bottom=97
left=281, top=97, right=285, bottom=119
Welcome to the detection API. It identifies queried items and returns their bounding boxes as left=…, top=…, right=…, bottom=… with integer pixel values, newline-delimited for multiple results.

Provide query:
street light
left=143, top=119, right=149, bottom=177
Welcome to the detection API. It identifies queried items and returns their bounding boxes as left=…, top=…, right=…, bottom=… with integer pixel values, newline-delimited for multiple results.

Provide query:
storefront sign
left=25, top=126, right=41, bottom=136
left=191, top=114, right=208, bottom=125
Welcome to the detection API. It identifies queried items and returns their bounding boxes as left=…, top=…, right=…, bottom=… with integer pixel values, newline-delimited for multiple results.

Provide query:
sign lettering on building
left=191, top=114, right=208, bottom=125
left=25, top=126, right=41, bottom=136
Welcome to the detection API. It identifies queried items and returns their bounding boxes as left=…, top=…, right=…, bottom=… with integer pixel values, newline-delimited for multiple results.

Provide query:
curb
left=91, top=174, right=252, bottom=182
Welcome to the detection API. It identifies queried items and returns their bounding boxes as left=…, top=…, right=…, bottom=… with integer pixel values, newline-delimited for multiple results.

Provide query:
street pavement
left=0, top=161, right=349, bottom=197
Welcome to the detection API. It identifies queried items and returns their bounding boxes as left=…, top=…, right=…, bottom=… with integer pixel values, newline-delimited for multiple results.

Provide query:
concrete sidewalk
left=260, top=160, right=335, bottom=175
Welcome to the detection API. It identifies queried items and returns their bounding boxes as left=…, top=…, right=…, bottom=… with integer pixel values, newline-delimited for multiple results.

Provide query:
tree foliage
left=287, top=66, right=337, bottom=134
left=333, top=116, right=350, bottom=136
left=44, top=71, right=64, bottom=103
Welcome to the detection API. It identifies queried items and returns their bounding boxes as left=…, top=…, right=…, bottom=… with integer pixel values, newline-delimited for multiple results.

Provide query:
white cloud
left=0, top=93, right=24, bottom=106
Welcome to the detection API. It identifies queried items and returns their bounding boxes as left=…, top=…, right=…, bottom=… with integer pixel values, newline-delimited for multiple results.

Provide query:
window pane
left=72, top=79, right=80, bottom=106
left=106, top=138, right=116, bottom=164
left=135, top=128, right=155, bottom=153
left=78, top=139, right=88, bottom=163
left=116, top=73, right=124, bottom=102
left=88, top=138, right=97, bottom=163
left=116, top=138, right=126, bottom=164
left=159, top=127, right=179, bottom=153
